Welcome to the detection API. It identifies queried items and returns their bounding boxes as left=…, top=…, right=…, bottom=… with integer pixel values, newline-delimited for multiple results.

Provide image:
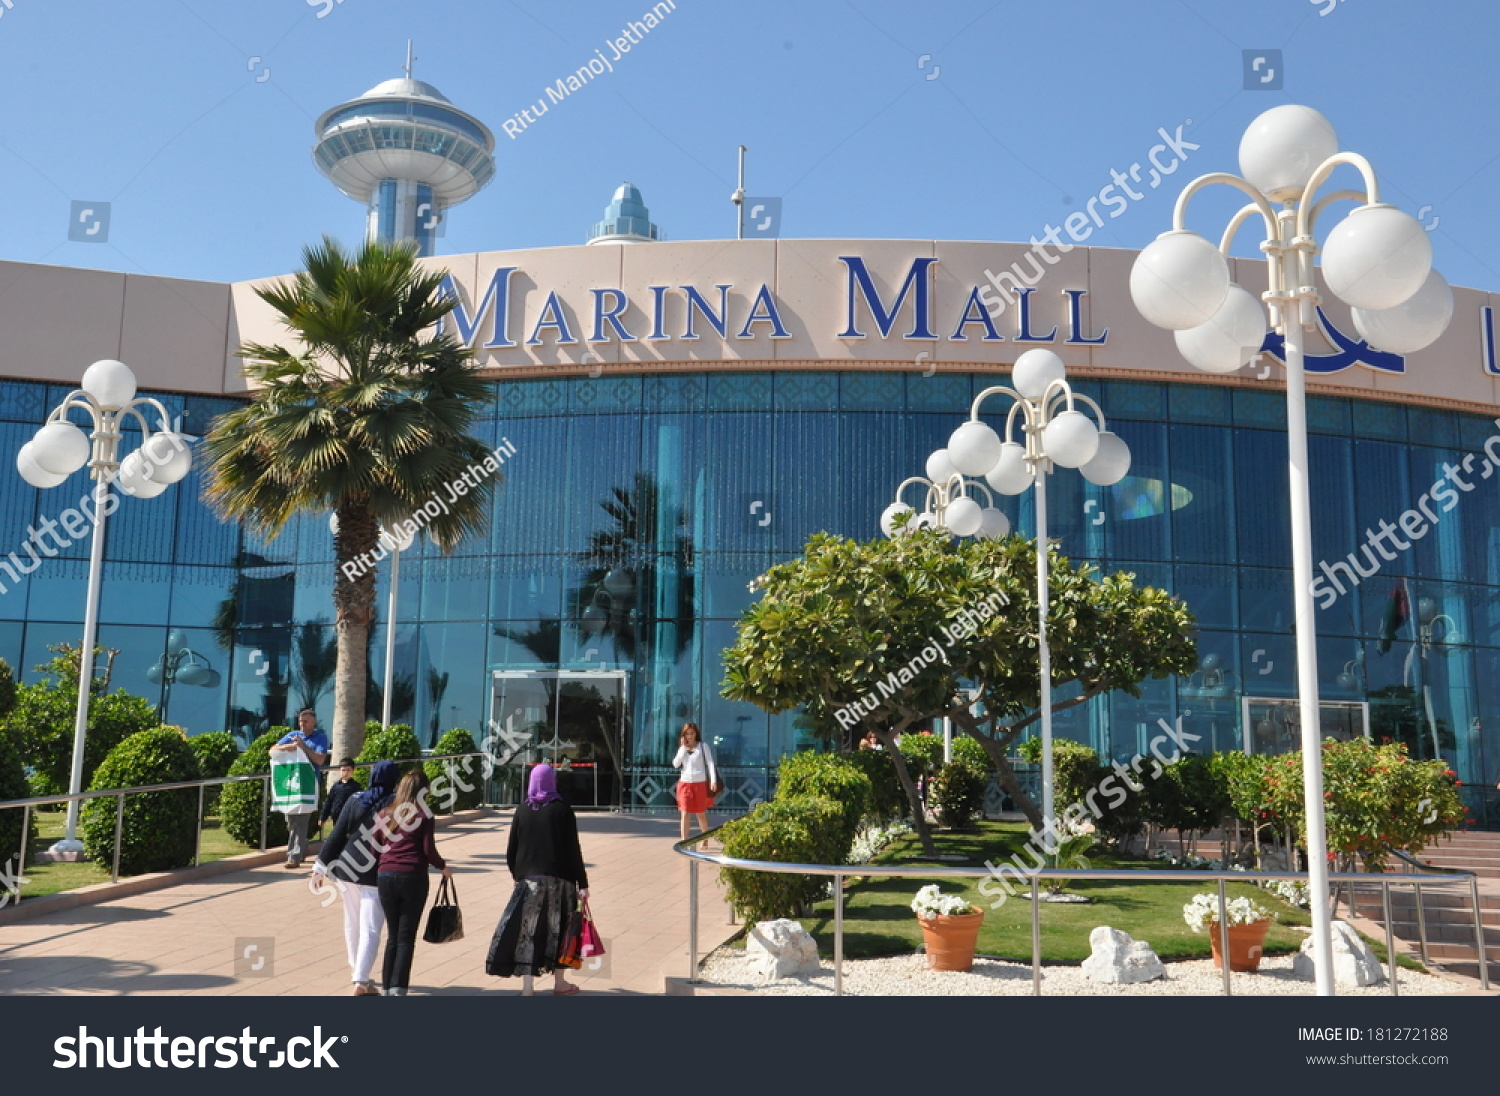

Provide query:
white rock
left=746, top=919, right=821, bottom=980
left=1291, top=920, right=1385, bottom=986
left=1081, top=926, right=1165, bottom=984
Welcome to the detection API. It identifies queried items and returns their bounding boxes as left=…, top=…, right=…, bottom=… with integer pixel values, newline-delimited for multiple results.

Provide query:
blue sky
left=2, top=0, right=1496, bottom=290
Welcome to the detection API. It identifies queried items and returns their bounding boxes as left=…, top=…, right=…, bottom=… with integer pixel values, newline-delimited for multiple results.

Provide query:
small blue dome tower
left=587, top=182, right=661, bottom=244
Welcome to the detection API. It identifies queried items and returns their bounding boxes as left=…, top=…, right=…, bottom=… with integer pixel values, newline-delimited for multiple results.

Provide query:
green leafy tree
left=723, top=532, right=1196, bottom=850
left=357, top=722, right=423, bottom=772
left=0, top=727, right=28, bottom=876
left=201, top=236, right=495, bottom=766
left=2, top=644, right=158, bottom=797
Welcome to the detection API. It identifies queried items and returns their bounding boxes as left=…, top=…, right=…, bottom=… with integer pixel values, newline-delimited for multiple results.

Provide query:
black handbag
left=423, top=876, right=464, bottom=944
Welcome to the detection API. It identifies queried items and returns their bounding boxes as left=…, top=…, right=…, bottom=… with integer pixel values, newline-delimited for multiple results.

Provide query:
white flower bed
left=911, top=884, right=973, bottom=919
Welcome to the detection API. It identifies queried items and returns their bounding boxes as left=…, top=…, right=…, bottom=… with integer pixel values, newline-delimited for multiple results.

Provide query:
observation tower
left=313, top=45, right=495, bottom=256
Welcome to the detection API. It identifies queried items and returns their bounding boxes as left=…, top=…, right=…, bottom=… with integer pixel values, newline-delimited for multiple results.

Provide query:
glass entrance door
left=490, top=671, right=627, bottom=808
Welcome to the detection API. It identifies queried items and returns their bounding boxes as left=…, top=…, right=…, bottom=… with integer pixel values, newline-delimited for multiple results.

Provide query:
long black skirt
left=485, top=875, right=578, bottom=978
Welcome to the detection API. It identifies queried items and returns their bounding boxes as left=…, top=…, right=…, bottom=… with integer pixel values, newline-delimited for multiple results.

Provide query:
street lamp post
left=1130, top=104, right=1451, bottom=996
left=147, top=629, right=222, bottom=719
left=17, top=359, right=192, bottom=854
left=882, top=348, right=1132, bottom=824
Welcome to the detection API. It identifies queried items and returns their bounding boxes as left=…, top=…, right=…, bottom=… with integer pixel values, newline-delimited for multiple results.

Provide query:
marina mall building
left=4, top=71, right=1499, bottom=814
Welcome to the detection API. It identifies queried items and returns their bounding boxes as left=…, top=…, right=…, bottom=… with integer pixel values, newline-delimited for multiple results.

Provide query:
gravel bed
left=698, top=947, right=1468, bottom=996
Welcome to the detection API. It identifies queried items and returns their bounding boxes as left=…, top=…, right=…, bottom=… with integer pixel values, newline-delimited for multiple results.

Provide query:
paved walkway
left=0, top=812, right=734, bottom=996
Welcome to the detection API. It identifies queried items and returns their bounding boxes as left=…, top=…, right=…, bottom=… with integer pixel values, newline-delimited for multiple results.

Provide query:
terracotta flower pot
left=1208, top=919, right=1271, bottom=972
left=918, top=908, right=985, bottom=971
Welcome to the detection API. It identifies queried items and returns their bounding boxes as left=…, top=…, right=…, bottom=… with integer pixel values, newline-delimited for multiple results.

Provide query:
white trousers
left=340, top=882, right=384, bottom=984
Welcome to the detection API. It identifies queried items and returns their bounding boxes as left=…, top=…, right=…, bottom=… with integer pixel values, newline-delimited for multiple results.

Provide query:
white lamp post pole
left=888, top=348, right=1132, bottom=825
left=1132, top=105, right=1451, bottom=996
left=17, top=359, right=192, bottom=852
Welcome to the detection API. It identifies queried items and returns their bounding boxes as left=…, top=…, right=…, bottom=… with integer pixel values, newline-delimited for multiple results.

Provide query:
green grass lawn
left=785, top=821, right=1314, bottom=963
left=17, top=809, right=260, bottom=901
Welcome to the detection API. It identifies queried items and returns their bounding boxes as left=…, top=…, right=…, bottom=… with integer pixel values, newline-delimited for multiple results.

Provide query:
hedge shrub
left=951, top=735, right=991, bottom=779
left=928, top=761, right=986, bottom=829
left=0, top=727, right=28, bottom=878
left=189, top=731, right=240, bottom=815
left=425, top=728, right=483, bottom=813
left=357, top=723, right=423, bottom=771
left=774, top=751, right=872, bottom=849
left=718, top=795, right=847, bottom=923
left=220, top=729, right=289, bottom=848
left=80, top=727, right=200, bottom=875
left=897, top=731, right=945, bottom=782
left=845, top=748, right=906, bottom=821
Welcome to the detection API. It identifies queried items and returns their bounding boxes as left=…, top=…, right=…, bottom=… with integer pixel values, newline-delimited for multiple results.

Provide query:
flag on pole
left=270, top=752, right=317, bottom=814
left=1376, top=581, right=1410, bottom=655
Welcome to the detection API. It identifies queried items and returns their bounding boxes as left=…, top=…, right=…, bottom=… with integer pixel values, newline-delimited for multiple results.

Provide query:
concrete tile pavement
left=0, top=811, right=737, bottom=997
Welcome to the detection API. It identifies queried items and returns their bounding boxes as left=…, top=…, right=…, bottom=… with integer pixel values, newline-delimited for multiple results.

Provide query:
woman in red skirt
left=671, top=722, right=718, bottom=842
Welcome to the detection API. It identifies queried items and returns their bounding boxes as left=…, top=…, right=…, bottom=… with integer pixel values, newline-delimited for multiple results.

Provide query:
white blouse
left=672, top=742, right=717, bottom=785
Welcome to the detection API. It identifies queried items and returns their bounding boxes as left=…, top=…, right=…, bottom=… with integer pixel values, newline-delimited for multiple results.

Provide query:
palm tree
left=201, top=236, right=495, bottom=764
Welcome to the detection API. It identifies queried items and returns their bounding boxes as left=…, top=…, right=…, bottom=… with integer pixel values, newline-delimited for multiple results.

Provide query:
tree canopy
left=722, top=531, right=1198, bottom=829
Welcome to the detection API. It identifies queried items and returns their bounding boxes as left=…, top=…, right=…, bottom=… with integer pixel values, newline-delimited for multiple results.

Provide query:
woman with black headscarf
left=486, top=763, right=590, bottom=996
left=313, top=760, right=400, bottom=996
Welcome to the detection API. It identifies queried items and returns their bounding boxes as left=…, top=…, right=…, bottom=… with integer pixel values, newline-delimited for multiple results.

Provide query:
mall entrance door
left=490, top=671, right=627, bottom=808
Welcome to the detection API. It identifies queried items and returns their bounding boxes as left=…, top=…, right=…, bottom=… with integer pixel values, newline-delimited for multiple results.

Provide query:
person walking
left=671, top=722, right=718, bottom=843
left=485, top=764, right=589, bottom=996
left=270, top=709, right=329, bottom=868
left=374, top=769, right=452, bottom=997
left=312, top=760, right=399, bottom=996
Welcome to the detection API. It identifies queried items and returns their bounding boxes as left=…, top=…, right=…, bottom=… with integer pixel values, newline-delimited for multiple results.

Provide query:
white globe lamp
left=17, top=442, right=68, bottom=488
left=1350, top=268, right=1453, bottom=354
left=1042, top=410, right=1100, bottom=469
left=1011, top=348, right=1067, bottom=400
left=80, top=359, right=138, bottom=410
left=1320, top=204, right=1432, bottom=311
left=947, top=420, right=1002, bottom=476
left=944, top=496, right=983, bottom=537
left=30, top=422, right=90, bottom=476
left=1238, top=105, right=1339, bottom=202
left=1079, top=431, right=1132, bottom=487
left=985, top=442, right=1034, bottom=495
left=1129, top=231, right=1231, bottom=330
left=1174, top=284, right=1269, bottom=374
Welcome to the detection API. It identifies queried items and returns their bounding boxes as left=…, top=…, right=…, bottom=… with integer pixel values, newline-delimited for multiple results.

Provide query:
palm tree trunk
left=332, top=503, right=380, bottom=767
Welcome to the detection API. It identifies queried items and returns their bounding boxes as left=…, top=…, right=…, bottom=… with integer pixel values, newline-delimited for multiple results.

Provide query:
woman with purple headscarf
left=485, top=763, right=590, bottom=995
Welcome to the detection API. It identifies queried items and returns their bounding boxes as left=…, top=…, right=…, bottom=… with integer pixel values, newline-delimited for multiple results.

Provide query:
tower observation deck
left=313, top=47, right=495, bottom=256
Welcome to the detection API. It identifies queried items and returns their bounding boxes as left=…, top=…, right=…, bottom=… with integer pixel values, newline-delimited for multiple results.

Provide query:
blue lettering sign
left=838, top=256, right=938, bottom=340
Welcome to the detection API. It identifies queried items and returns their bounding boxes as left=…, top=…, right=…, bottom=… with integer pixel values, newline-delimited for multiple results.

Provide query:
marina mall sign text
left=394, top=241, right=1495, bottom=401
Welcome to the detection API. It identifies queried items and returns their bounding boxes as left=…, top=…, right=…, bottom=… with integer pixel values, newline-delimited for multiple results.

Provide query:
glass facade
left=7, top=372, right=1498, bottom=814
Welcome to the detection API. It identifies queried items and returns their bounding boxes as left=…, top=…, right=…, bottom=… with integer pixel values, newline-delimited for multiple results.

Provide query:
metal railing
left=674, top=832, right=1491, bottom=997
left=0, top=751, right=495, bottom=906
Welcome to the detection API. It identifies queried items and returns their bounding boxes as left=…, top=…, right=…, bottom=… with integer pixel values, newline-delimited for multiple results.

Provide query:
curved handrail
left=674, top=834, right=1491, bottom=997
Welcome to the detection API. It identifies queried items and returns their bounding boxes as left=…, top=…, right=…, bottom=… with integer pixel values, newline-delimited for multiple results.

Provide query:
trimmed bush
left=220, top=729, right=290, bottom=848
left=951, top=735, right=991, bottom=780
left=927, top=761, right=986, bottom=829
left=845, top=748, right=906, bottom=822
left=774, top=751, right=872, bottom=850
left=80, top=727, right=200, bottom=875
left=0, top=728, right=28, bottom=878
left=718, top=795, right=847, bottom=923
left=188, top=731, right=240, bottom=813
left=425, top=728, right=483, bottom=814
left=357, top=723, right=423, bottom=771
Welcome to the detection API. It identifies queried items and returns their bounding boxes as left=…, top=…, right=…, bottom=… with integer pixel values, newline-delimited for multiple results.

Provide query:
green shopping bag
left=270, top=754, right=317, bottom=813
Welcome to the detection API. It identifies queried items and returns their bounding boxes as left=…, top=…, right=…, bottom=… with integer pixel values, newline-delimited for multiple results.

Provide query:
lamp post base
left=41, top=837, right=86, bottom=862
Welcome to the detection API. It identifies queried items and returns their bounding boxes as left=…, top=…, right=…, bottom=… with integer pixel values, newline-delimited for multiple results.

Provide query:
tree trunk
left=332, top=502, right=379, bottom=770
left=961, top=725, right=1044, bottom=830
left=877, top=731, right=938, bottom=857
